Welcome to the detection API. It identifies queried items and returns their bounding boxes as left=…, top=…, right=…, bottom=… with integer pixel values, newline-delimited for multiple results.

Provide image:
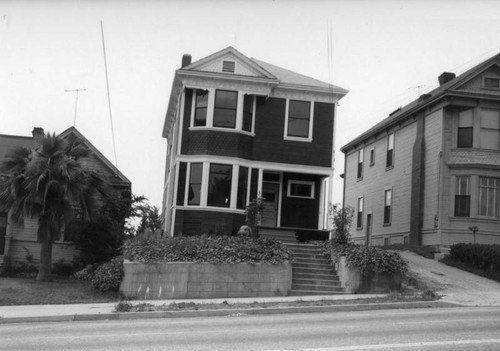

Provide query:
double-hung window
left=237, top=167, right=249, bottom=210
left=357, top=149, right=364, bottom=179
left=188, top=163, right=203, bottom=205
left=479, top=177, right=499, bottom=218
left=457, top=109, right=473, bottom=148
left=386, top=133, right=394, bottom=168
left=369, top=147, right=375, bottom=166
left=194, top=90, right=208, bottom=127
left=242, top=95, right=254, bottom=132
left=213, top=90, right=238, bottom=128
left=357, top=197, right=364, bottom=228
left=454, top=176, right=470, bottom=217
left=286, top=100, right=312, bottom=139
left=479, top=109, right=500, bottom=150
left=384, top=189, right=392, bottom=225
left=207, top=164, right=232, bottom=207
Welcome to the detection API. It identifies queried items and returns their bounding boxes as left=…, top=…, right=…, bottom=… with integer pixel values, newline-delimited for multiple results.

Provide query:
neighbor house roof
left=341, top=52, right=500, bottom=153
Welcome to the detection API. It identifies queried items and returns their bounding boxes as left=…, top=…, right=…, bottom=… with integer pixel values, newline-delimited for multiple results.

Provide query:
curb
left=0, top=300, right=459, bottom=324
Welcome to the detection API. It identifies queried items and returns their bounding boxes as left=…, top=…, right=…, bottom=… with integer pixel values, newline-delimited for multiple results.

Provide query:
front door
left=261, top=182, right=280, bottom=227
left=365, top=213, right=372, bottom=247
left=0, top=213, right=7, bottom=255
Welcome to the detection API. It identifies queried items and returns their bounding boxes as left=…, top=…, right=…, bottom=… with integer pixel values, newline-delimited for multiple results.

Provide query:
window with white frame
left=386, top=133, right=394, bottom=168
left=213, top=90, right=238, bottom=128
left=384, top=189, right=392, bottom=225
left=479, top=109, right=500, bottom=150
left=357, top=148, right=364, bottom=179
left=207, top=164, right=232, bottom=207
left=357, top=197, right=364, bottom=228
left=457, top=109, right=473, bottom=148
left=285, top=99, right=312, bottom=139
left=188, top=163, right=203, bottom=205
left=194, top=90, right=208, bottom=127
left=479, top=177, right=499, bottom=218
left=454, top=176, right=470, bottom=217
left=369, top=147, right=375, bottom=166
left=287, top=180, right=315, bottom=199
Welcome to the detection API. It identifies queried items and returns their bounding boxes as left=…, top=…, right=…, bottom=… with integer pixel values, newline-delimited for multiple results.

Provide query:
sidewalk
left=0, top=294, right=452, bottom=324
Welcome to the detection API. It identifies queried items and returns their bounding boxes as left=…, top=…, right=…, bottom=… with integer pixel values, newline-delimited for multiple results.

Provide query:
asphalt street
left=1, top=306, right=499, bottom=351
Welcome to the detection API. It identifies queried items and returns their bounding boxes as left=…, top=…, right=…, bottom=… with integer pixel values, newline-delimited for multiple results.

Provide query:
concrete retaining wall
left=335, top=256, right=402, bottom=294
left=119, top=260, right=292, bottom=300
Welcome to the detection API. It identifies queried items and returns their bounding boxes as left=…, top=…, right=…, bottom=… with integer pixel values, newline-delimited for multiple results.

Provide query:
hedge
left=122, top=235, right=292, bottom=264
left=316, top=241, right=408, bottom=276
left=442, top=243, right=500, bottom=282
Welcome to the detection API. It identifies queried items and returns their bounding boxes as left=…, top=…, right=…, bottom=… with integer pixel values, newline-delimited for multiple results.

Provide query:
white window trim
left=284, top=99, right=314, bottom=142
left=188, top=87, right=256, bottom=135
left=287, top=180, right=315, bottom=199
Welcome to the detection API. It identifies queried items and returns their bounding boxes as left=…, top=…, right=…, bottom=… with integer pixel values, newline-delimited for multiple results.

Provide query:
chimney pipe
left=438, top=72, right=456, bottom=86
left=181, top=54, right=192, bottom=68
left=32, top=127, right=44, bottom=145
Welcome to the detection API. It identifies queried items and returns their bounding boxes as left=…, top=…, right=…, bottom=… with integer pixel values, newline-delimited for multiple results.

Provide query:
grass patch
left=380, top=244, right=437, bottom=259
left=113, top=291, right=440, bottom=313
left=0, top=277, right=119, bottom=306
left=440, top=256, right=500, bottom=283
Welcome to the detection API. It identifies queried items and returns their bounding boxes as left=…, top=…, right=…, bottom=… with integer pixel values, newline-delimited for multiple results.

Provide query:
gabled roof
left=59, top=126, right=131, bottom=185
left=341, top=52, right=500, bottom=153
left=163, top=47, right=348, bottom=138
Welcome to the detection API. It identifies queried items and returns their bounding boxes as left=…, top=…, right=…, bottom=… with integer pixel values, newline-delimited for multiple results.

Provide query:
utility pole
left=64, top=88, right=86, bottom=127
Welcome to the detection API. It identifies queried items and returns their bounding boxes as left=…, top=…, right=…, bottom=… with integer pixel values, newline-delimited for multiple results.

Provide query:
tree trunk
left=36, top=236, right=52, bottom=281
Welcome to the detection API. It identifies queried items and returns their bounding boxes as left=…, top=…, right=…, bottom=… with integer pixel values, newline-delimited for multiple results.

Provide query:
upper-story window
left=479, top=177, right=499, bottom=218
left=384, top=189, right=392, bottom=225
left=357, top=197, right=364, bottom=228
left=194, top=90, right=208, bottom=127
left=357, top=148, right=364, bottom=179
left=386, top=133, right=394, bottom=168
left=189, top=88, right=255, bottom=133
left=483, top=76, right=500, bottom=89
left=479, top=109, right=500, bottom=150
left=285, top=99, right=313, bottom=140
left=214, top=90, right=238, bottom=128
left=457, top=109, right=473, bottom=148
left=207, top=164, right=232, bottom=208
left=369, top=147, right=375, bottom=166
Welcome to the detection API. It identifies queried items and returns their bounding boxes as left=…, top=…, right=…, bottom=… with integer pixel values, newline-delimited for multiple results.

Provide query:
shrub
left=122, top=235, right=292, bottom=264
left=442, top=243, right=500, bottom=282
left=91, top=257, right=124, bottom=292
left=316, top=241, right=408, bottom=276
left=72, top=264, right=95, bottom=281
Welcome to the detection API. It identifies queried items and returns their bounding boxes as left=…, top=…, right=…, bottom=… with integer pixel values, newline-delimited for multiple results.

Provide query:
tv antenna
left=409, top=84, right=426, bottom=97
left=64, top=88, right=86, bottom=127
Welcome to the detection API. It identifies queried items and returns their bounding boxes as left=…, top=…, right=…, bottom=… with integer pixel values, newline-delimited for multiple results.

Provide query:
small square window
left=483, top=76, right=500, bottom=89
left=287, top=180, right=314, bottom=199
left=222, top=60, right=236, bottom=73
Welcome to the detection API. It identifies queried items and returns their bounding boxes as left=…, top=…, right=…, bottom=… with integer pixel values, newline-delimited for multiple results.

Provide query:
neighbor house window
left=384, top=189, right=392, bottom=225
left=286, top=100, right=311, bottom=139
left=288, top=180, right=315, bottom=199
left=237, top=167, right=249, bottom=210
left=357, top=148, right=364, bottom=179
left=242, top=95, right=254, bottom=132
left=188, top=163, right=203, bottom=205
left=369, top=147, right=375, bottom=166
left=457, top=109, right=473, bottom=148
left=479, top=177, right=499, bottom=218
left=357, top=197, right=364, bottom=228
left=479, top=109, right=500, bottom=150
left=454, top=176, right=470, bottom=217
left=207, top=164, right=232, bottom=207
left=194, top=90, right=208, bottom=127
left=386, top=133, right=394, bottom=168
left=213, top=90, right=238, bottom=128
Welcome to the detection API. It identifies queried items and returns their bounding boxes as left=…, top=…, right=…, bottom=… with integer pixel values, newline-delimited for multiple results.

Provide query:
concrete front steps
left=285, top=243, right=345, bottom=296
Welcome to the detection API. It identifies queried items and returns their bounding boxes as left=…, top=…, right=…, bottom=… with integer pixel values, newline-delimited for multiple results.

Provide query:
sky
left=2, top=0, right=500, bottom=209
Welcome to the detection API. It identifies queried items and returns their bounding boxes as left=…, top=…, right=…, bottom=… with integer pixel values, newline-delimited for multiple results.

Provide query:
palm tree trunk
left=36, top=235, right=52, bottom=281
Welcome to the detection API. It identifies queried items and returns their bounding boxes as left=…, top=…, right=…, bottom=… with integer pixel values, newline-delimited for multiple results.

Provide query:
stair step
left=292, top=284, right=344, bottom=292
left=292, top=262, right=334, bottom=269
left=289, top=290, right=346, bottom=296
left=293, top=258, right=331, bottom=265
left=293, top=272, right=339, bottom=280
left=293, top=278, right=341, bottom=287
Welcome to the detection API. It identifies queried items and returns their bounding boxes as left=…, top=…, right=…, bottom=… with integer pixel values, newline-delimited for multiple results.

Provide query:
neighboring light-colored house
left=161, top=47, right=348, bottom=238
left=341, top=53, right=500, bottom=249
left=0, top=126, right=131, bottom=269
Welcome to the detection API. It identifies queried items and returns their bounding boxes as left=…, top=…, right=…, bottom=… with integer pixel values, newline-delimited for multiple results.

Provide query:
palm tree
left=0, top=132, right=106, bottom=281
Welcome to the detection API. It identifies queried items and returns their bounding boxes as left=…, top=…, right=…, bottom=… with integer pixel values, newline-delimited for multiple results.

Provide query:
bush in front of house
left=316, top=240, right=408, bottom=276
left=121, top=235, right=292, bottom=264
left=441, top=243, right=500, bottom=282
left=90, top=257, right=124, bottom=292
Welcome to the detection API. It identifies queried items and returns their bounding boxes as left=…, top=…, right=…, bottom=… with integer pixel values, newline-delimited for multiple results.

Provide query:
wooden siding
left=421, top=109, right=443, bottom=245
left=344, top=121, right=417, bottom=243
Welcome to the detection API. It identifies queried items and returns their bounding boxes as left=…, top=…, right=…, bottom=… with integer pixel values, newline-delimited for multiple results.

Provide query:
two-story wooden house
left=162, top=47, right=348, bottom=238
left=341, top=53, right=500, bottom=250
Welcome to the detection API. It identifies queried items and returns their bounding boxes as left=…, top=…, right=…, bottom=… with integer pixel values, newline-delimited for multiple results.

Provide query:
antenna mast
left=64, top=88, right=86, bottom=127
left=100, top=20, right=118, bottom=167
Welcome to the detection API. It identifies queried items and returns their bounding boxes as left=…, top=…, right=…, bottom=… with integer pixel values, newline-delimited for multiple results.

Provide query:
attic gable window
left=483, top=76, right=500, bottom=89
left=222, top=60, right=236, bottom=73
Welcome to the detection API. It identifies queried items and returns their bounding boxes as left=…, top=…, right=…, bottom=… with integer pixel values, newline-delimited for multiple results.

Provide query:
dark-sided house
left=341, top=53, right=500, bottom=250
left=161, top=47, right=348, bottom=239
left=0, top=127, right=131, bottom=270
